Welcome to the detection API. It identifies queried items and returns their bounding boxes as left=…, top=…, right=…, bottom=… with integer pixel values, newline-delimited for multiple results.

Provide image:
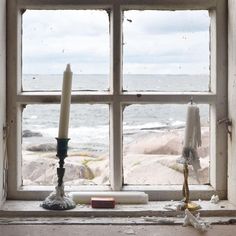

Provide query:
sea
left=22, top=74, right=210, bottom=155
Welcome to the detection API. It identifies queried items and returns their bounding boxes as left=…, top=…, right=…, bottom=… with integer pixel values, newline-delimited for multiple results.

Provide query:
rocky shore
left=22, top=127, right=209, bottom=186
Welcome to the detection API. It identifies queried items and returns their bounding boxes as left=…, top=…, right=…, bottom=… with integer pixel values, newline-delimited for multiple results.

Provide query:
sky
left=22, top=10, right=210, bottom=75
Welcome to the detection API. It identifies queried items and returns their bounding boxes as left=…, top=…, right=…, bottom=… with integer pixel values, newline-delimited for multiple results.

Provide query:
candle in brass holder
left=177, top=99, right=202, bottom=211
left=177, top=147, right=201, bottom=211
left=41, top=138, right=76, bottom=210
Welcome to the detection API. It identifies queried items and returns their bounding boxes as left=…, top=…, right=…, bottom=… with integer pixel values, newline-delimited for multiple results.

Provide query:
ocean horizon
left=22, top=74, right=210, bottom=155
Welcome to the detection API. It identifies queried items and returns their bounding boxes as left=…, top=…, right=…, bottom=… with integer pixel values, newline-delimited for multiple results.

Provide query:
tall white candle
left=184, top=103, right=201, bottom=148
left=58, top=64, right=73, bottom=138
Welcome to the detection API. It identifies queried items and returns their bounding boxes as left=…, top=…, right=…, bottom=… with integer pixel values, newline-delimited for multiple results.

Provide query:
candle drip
left=177, top=103, right=202, bottom=176
left=184, top=103, right=201, bottom=149
left=176, top=102, right=202, bottom=210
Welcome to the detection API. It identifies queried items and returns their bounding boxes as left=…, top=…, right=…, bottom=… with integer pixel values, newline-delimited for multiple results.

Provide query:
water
left=23, top=74, right=209, bottom=92
left=22, top=74, right=210, bottom=155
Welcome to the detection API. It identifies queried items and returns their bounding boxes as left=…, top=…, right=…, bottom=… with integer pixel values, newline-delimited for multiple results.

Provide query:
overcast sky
left=22, top=10, right=210, bottom=75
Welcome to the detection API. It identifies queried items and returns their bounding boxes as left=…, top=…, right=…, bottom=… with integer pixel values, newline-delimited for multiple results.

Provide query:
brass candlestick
left=178, top=147, right=201, bottom=211
left=41, top=138, right=76, bottom=210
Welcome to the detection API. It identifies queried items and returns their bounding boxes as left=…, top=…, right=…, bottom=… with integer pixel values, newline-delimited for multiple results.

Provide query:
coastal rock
left=26, top=143, right=56, bottom=152
left=123, top=154, right=190, bottom=185
left=22, top=127, right=210, bottom=186
left=124, top=128, right=209, bottom=158
left=23, top=129, right=43, bottom=138
left=22, top=154, right=95, bottom=185
left=64, top=161, right=94, bottom=180
left=124, top=131, right=183, bottom=155
left=85, top=157, right=109, bottom=178
left=22, top=157, right=57, bottom=184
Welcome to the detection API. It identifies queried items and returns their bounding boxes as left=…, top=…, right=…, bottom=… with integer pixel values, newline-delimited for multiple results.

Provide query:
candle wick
left=66, top=64, right=72, bottom=72
left=190, top=96, right=193, bottom=105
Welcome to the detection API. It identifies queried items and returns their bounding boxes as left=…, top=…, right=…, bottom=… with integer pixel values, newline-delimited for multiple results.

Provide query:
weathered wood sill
left=0, top=200, right=236, bottom=219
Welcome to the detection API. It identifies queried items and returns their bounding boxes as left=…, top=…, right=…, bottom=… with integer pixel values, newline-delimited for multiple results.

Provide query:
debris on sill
left=164, top=201, right=186, bottom=211
left=210, top=195, right=220, bottom=204
left=228, top=219, right=236, bottom=224
left=183, top=209, right=210, bottom=232
left=143, top=216, right=176, bottom=225
left=124, top=226, right=136, bottom=235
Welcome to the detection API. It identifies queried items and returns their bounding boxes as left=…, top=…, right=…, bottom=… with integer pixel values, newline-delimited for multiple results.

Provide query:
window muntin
left=7, top=0, right=227, bottom=201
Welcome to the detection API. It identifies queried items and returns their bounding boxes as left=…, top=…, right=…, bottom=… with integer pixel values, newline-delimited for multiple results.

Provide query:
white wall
left=228, top=0, right=236, bottom=205
left=0, top=0, right=6, bottom=207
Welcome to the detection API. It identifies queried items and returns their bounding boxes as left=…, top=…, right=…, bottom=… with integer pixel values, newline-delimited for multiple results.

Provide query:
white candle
left=184, top=103, right=201, bottom=148
left=69, top=191, right=148, bottom=204
left=58, top=64, right=73, bottom=138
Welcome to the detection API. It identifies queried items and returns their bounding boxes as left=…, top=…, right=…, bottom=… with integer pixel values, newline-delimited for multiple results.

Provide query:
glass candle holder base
left=41, top=185, right=76, bottom=210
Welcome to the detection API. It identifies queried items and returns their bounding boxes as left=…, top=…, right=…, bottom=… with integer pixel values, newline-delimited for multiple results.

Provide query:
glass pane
left=123, top=104, right=209, bottom=185
left=123, top=10, right=210, bottom=92
left=22, top=10, right=109, bottom=91
left=22, top=104, right=109, bottom=186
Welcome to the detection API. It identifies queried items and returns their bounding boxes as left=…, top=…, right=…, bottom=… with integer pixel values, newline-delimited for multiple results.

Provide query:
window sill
left=11, top=185, right=224, bottom=201
left=1, top=200, right=236, bottom=219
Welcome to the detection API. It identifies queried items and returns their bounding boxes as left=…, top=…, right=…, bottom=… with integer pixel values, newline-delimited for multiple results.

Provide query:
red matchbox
left=91, top=197, right=115, bottom=209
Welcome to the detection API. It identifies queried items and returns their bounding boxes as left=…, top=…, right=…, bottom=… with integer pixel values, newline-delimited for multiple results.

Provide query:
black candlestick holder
left=41, top=138, right=76, bottom=210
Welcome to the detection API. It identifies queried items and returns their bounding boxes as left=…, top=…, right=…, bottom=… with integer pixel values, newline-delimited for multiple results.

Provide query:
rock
left=21, top=127, right=210, bottom=186
left=23, top=129, right=43, bottom=138
left=64, top=162, right=94, bottom=180
left=124, top=127, right=209, bottom=158
left=26, top=143, right=56, bottom=152
left=22, top=154, right=96, bottom=186
left=125, top=131, right=183, bottom=155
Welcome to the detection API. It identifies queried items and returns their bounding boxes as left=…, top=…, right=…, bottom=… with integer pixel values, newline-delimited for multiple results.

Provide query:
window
left=7, top=0, right=227, bottom=201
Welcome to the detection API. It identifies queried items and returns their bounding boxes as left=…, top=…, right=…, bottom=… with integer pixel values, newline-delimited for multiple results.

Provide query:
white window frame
left=6, top=0, right=227, bottom=201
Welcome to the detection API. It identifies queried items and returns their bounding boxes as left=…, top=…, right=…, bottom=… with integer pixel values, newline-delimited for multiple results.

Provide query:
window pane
left=123, top=104, right=209, bottom=185
left=22, top=104, right=109, bottom=186
left=123, top=10, right=210, bottom=92
left=22, top=10, right=109, bottom=91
